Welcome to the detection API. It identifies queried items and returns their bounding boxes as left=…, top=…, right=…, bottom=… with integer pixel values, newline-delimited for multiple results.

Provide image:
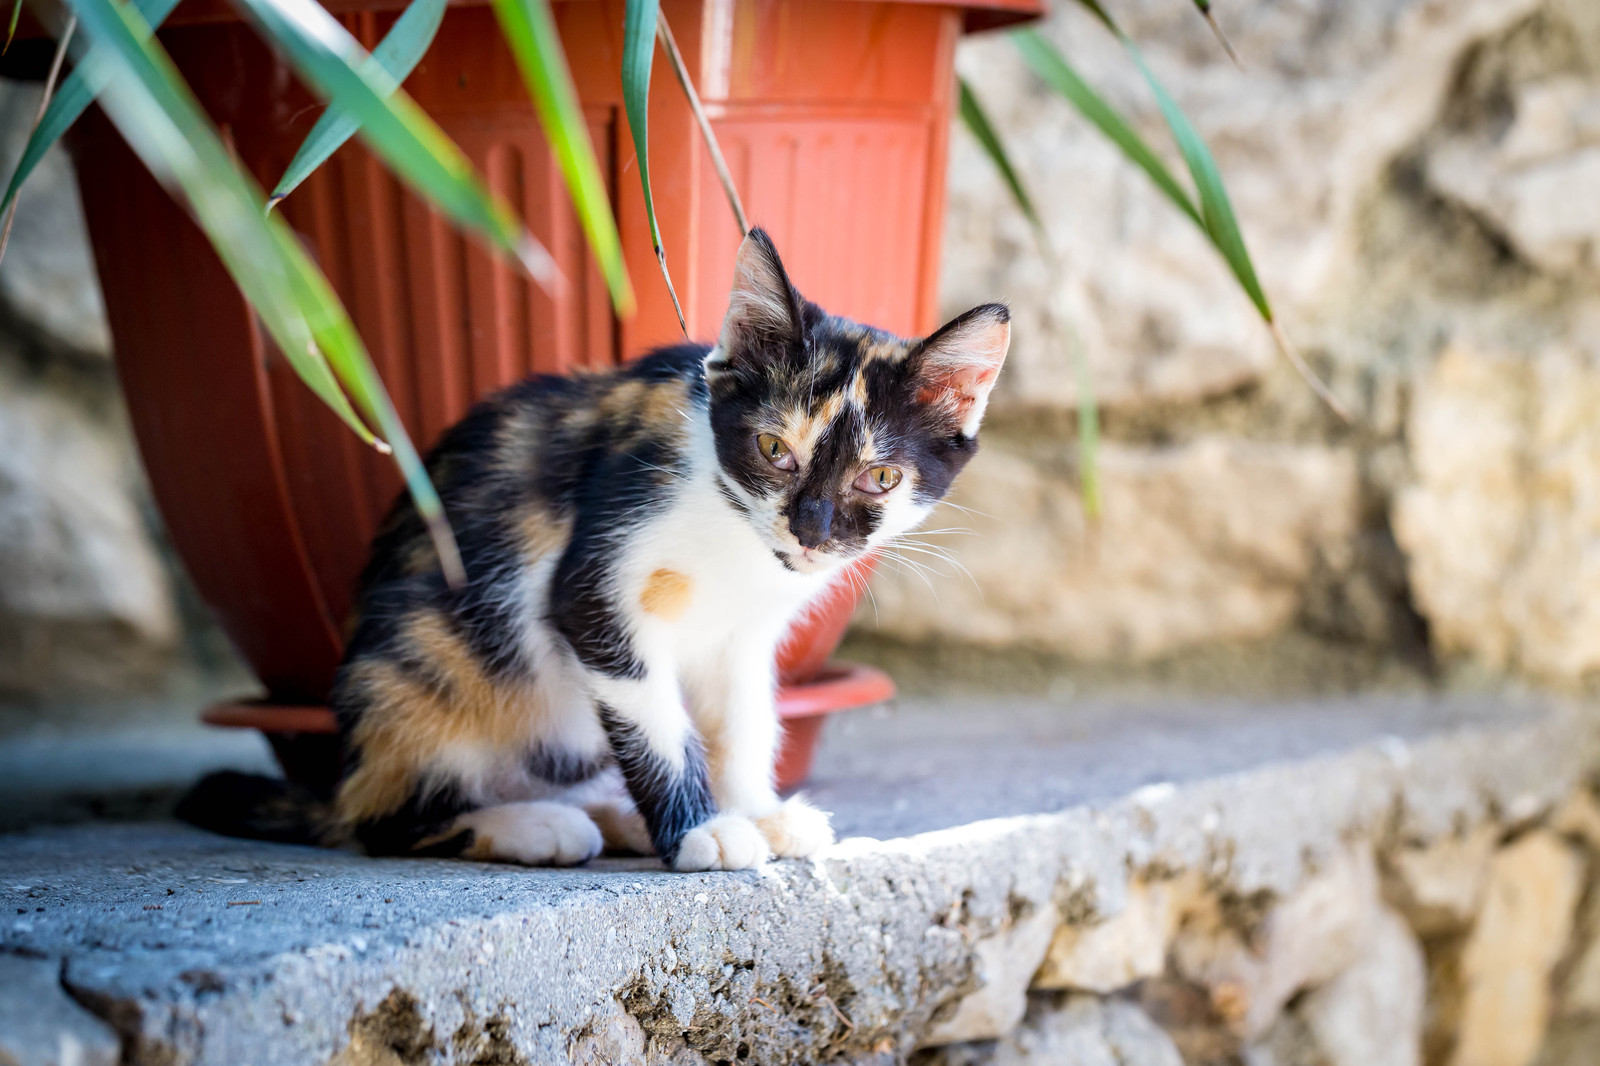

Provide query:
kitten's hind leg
left=556, top=771, right=656, bottom=855
left=583, top=799, right=654, bottom=855
left=446, top=802, right=604, bottom=866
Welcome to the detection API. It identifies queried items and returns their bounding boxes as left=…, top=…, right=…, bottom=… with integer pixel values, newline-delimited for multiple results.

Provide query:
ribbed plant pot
left=70, top=0, right=1038, bottom=784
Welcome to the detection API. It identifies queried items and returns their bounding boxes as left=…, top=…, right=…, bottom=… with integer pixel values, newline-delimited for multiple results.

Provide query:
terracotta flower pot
left=70, top=0, right=1038, bottom=763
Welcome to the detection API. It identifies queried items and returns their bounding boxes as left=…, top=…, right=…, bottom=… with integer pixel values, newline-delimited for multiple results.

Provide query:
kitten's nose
left=790, top=496, right=834, bottom=549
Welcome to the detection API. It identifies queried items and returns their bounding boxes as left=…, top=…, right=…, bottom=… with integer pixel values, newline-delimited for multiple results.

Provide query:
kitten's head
left=706, top=229, right=1009, bottom=575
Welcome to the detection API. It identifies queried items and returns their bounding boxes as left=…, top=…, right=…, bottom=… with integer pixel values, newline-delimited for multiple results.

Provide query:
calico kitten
left=184, top=229, right=1009, bottom=871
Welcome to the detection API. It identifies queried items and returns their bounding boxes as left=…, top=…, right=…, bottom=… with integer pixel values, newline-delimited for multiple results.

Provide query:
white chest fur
left=616, top=428, right=835, bottom=670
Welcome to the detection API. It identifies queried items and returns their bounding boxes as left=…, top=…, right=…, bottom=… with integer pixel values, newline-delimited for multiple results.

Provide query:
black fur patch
left=597, top=702, right=714, bottom=863
left=524, top=743, right=608, bottom=786
left=353, top=783, right=476, bottom=857
left=265, top=228, right=1006, bottom=868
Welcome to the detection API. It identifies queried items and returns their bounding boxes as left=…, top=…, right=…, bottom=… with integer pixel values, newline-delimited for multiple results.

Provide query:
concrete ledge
left=2, top=691, right=1597, bottom=1065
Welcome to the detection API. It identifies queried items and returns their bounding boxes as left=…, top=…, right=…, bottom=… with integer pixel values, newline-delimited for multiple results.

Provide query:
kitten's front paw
left=456, top=802, right=603, bottom=866
left=756, top=795, right=834, bottom=858
left=673, top=814, right=771, bottom=871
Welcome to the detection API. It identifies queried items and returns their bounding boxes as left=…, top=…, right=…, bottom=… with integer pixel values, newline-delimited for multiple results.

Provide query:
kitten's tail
left=175, top=771, right=338, bottom=847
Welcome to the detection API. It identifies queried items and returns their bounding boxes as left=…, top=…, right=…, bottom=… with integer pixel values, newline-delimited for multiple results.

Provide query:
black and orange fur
left=181, top=229, right=1010, bottom=870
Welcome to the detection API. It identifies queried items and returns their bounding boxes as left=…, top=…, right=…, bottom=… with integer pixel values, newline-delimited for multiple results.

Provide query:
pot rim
left=201, top=659, right=894, bottom=734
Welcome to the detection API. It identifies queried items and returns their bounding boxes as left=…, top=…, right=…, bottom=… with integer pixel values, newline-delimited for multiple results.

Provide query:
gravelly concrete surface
left=0, top=689, right=1591, bottom=1065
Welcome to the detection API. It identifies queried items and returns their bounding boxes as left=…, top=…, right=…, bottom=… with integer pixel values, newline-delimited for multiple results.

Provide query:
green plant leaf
left=62, top=0, right=466, bottom=583
left=1016, top=19, right=1347, bottom=420
left=1101, top=17, right=1344, bottom=414
left=1071, top=327, right=1100, bottom=519
left=492, top=0, right=635, bottom=316
left=268, top=0, right=448, bottom=209
left=957, top=76, right=1102, bottom=519
left=1013, top=30, right=1202, bottom=232
left=0, top=0, right=183, bottom=227
left=232, top=0, right=557, bottom=291
left=1122, top=44, right=1267, bottom=320
left=957, top=76, right=1044, bottom=238
left=621, top=0, right=684, bottom=332
left=5, top=0, right=21, bottom=53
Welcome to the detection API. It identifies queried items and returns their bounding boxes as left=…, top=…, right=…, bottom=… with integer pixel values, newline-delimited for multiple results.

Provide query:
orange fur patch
left=639, top=568, right=693, bottom=620
left=335, top=610, right=535, bottom=825
left=584, top=802, right=651, bottom=853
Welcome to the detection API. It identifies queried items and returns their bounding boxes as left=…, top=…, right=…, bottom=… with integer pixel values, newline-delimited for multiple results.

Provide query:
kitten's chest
left=624, top=486, right=823, bottom=649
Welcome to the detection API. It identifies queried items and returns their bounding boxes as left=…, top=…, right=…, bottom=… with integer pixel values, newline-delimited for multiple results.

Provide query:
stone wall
left=862, top=0, right=1600, bottom=684
left=0, top=82, right=181, bottom=700
left=909, top=789, right=1600, bottom=1066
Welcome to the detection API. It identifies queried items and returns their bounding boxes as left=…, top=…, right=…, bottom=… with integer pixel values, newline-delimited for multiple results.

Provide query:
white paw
left=756, top=795, right=835, bottom=858
left=672, top=814, right=771, bottom=871
left=456, top=802, right=603, bottom=866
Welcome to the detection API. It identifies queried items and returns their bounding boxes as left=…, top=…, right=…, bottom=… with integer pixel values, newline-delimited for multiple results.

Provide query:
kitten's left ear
left=911, top=303, right=1011, bottom=437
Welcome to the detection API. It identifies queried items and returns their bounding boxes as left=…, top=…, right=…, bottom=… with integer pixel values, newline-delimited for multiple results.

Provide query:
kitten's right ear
left=712, top=228, right=804, bottom=368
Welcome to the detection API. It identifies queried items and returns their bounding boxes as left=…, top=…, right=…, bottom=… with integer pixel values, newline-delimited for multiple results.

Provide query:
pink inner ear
left=917, top=362, right=1002, bottom=410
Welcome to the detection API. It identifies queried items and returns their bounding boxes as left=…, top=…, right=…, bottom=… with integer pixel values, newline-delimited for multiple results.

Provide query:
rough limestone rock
left=1450, top=830, right=1586, bottom=1066
left=1560, top=893, right=1600, bottom=1020
left=1426, top=75, right=1600, bottom=276
left=0, top=953, right=120, bottom=1066
left=0, top=82, right=111, bottom=358
left=1034, top=874, right=1199, bottom=993
left=0, top=358, right=177, bottom=695
left=919, top=0, right=1600, bottom=673
left=1174, top=845, right=1380, bottom=1039
left=928, top=994, right=1186, bottom=1066
left=1299, top=905, right=1428, bottom=1066
left=921, top=903, right=1060, bottom=1046
left=1382, top=825, right=1498, bottom=937
left=1550, top=789, right=1600, bottom=853
left=864, top=437, right=1357, bottom=660
left=943, top=0, right=1547, bottom=413
left=1395, top=339, right=1600, bottom=680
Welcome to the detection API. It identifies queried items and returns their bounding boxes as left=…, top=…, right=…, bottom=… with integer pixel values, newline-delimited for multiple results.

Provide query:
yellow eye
left=756, top=433, right=796, bottom=471
left=854, top=466, right=902, bottom=495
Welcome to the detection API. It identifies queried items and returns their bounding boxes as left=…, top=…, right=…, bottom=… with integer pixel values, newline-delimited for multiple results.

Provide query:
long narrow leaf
left=232, top=0, right=557, bottom=289
left=622, top=0, right=685, bottom=332
left=958, top=77, right=1102, bottom=518
left=1072, top=326, right=1100, bottom=518
left=1122, top=45, right=1267, bottom=320
left=268, top=0, right=448, bottom=208
left=63, top=0, right=466, bottom=583
left=492, top=0, right=635, bottom=316
left=656, top=11, right=747, bottom=236
left=63, top=0, right=371, bottom=447
left=47, top=0, right=377, bottom=449
left=1115, top=35, right=1348, bottom=418
left=957, top=76, right=1043, bottom=237
left=1013, top=30, right=1202, bottom=232
left=0, top=0, right=183, bottom=227
left=1187, top=0, right=1242, bottom=69
left=1019, top=20, right=1348, bottom=420
left=0, top=16, right=74, bottom=269
left=5, top=0, right=20, bottom=53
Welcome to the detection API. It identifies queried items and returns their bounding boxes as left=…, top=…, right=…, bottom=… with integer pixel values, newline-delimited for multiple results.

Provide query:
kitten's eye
left=854, top=466, right=902, bottom=495
left=756, top=433, right=797, bottom=471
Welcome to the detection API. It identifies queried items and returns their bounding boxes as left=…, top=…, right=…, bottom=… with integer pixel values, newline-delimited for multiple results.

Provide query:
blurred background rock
left=1, top=0, right=1598, bottom=711
left=859, top=0, right=1600, bottom=692
left=0, top=80, right=243, bottom=718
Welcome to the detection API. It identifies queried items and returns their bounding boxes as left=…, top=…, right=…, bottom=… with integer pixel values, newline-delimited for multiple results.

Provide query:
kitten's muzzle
left=789, top=496, right=834, bottom=550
